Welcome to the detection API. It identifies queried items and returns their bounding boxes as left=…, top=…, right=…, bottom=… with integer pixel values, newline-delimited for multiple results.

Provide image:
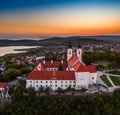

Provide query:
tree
left=18, top=79, right=26, bottom=87
left=7, top=63, right=19, bottom=69
left=66, top=85, right=74, bottom=91
left=107, top=61, right=117, bottom=69
left=0, top=70, right=4, bottom=80
left=20, top=67, right=31, bottom=75
left=27, top=86, right=35, bottom=98
left=1, top=90, right=120, bottom=114
left=4, top=68, right=21, bottom=81
left=11, top=86, right=24, bottom=101
left=44, top=86, right=51, bottom=95
left=56, top=87, right=64, bottom=94
left=38, top=86, right=44, bottom=95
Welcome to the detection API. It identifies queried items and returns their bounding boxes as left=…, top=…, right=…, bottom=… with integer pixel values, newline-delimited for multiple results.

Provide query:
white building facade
left=27, top=80, right=75, bottom=91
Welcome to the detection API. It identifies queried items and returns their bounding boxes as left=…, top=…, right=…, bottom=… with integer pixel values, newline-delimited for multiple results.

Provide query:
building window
left=65, top=81, right=67, bottom=83
left=36, top=81, right=38, bottom=83
left=41, top=81, right=42, bottom=83
left=69, top=52, right=71, bottom=54
left=61, top=85, right=63, bottom=87
left=46, top=81, right=48, bottom=83
left=55, top=85, right=57, bottom=87
left=73, top=81, right=75, bottom=83
left=65, top=85, right=67, bottom=87
left=92, top=77, right=94, bottom=80
left=36, top=85, right=38, bottom=87
left=61, top=81, right=63, bottom=83
left=50, top=81, right=52, bottom=83
left=55, top=81, right=57, bottom=83
left=70, top=81, right=71, bottom=83
left=30, top=81, right=32, bottom=83
left=50, top=85, right=52, bottom=87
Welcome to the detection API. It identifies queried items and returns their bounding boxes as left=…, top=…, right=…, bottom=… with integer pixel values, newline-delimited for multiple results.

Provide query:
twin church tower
left=67, top=43, right=82, bottom=61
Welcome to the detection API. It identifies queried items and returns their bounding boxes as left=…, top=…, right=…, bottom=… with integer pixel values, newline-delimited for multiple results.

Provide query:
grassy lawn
left=97, top=61, right=109, bottom=67
left=100, top=75, right=113, bottom=87
left=109, top=76, right=120, bottom=86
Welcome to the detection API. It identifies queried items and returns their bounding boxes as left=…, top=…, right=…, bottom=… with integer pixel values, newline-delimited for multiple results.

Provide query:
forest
left=0, top=85, right=120, bottom=115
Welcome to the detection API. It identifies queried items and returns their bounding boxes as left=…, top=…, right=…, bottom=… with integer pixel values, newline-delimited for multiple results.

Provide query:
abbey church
left=26, top=45, right=97, bottom=91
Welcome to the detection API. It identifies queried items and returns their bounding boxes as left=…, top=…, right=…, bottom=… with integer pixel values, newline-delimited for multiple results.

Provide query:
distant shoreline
left=0, top=46, right=40, bottom=57
left=0, top=36, right=119, bottom=49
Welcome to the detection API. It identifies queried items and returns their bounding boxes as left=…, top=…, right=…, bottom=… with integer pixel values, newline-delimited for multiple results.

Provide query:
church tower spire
left=76, top=42, right=82, bottom=61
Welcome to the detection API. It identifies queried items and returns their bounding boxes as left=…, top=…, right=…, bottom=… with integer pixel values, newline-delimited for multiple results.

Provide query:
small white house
left=0, top=82, right=5, bottom=91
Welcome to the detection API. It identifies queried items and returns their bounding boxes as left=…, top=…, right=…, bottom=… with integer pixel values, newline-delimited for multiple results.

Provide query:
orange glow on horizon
left=0, top=11, right=120, bottom=35
left=0, top=21, right=120, bottom=35
left=0, top=5, right=120, bottom=35
left=0, top=8, right=120, bottom=35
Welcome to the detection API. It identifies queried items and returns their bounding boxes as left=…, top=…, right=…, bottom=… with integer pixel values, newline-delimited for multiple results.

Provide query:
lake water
left=0, top=46, right=40, bottom=57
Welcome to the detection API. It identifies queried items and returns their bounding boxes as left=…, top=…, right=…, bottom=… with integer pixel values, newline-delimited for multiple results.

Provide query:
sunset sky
left=0, top=0, right=120, bottom=36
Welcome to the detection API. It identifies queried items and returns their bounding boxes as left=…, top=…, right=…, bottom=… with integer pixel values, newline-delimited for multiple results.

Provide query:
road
left=7, top=77, right=26, bottom=86
left=7, top=79, right=18, bottom=86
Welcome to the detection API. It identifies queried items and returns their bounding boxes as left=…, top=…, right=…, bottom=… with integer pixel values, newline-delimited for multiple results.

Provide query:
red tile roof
left=73, top=61, right=81, bottom=71
left=0, top=82, right=5, bottom=88
left=27, top=71, right=75, bottom=80
left=73, top=61, right=89, bottom=72
left=27, top=54, right=97, bottom=81
left=35, top=61, right=68, bottom=69
left=87, top=66, right=96, bottom=73
left=43, top=62, right=68, bottom=68
left=68, top=54, right=79, bottom=67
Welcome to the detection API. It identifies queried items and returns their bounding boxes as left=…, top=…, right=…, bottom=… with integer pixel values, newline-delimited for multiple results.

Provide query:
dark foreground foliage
left=0, top=89, right=120, bottom=115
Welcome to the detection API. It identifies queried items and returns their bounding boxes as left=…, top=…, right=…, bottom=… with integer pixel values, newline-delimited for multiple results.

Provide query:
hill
left=0, top=36, right=106, bottom=47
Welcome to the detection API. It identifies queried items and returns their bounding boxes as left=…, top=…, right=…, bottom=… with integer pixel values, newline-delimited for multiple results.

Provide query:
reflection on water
left=0, top=46, right=40, bottom=57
